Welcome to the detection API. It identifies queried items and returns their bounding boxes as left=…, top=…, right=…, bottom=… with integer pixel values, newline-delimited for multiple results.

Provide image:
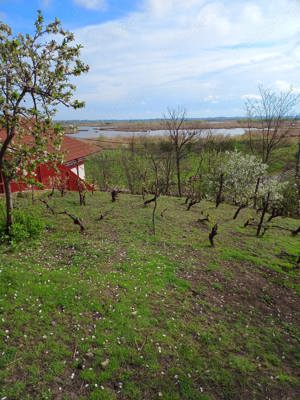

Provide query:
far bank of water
left=68, top=126, right=247, bottom=139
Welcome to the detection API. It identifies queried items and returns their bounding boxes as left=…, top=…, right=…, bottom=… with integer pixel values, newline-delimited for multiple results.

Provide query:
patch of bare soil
left=178, top=258, right=299, bottom=325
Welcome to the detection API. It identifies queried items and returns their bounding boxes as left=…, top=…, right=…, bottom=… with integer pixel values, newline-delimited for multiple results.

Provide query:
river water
left=68, top=126, right=247, bottom=139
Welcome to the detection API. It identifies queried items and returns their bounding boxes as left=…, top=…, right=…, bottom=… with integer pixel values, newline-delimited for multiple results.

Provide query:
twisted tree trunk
left=209, top=223, right=218, bottom=247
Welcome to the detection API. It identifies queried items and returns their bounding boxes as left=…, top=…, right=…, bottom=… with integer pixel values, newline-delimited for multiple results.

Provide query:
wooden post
left=76, top=159, right=79, bottom=177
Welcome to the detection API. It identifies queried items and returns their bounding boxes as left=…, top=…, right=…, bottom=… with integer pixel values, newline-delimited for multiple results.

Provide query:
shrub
left=281, top=179, right=300, bottom=217
left=0, top=209, right=45, bottom=243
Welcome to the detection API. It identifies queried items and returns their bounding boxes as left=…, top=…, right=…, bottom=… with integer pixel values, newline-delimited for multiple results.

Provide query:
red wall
left=0, top=162, right=93, bottom=194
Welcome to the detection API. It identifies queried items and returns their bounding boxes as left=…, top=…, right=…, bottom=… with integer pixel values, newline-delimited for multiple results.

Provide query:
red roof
left=60, top=136, right=100, bottom=162
left=0, top=128, right=100, bottom=163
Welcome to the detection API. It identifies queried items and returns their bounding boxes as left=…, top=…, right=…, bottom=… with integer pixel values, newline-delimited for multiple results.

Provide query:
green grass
left=0, top=191, right=299, bottom=399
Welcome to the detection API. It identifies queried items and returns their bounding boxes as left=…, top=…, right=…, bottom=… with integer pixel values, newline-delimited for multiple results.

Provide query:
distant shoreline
left=62, top=119, right=250, bottom=132
left=63, top=119, right=300, bottom=137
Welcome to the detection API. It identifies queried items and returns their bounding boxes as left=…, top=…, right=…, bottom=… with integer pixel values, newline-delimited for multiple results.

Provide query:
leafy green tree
left=0, top=11, right=89, bottom=233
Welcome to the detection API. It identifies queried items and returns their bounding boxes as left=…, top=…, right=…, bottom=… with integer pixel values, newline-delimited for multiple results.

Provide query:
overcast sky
left=1, top=0, right=300, bottom=120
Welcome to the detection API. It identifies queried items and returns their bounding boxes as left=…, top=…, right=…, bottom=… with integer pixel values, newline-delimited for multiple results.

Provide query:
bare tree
left=256, top=192, right=270, bottom=237
left=151, top=157, right=159, bottom=235
left=49, top=175, right=68, bottom=197
left=158, top=140, right=175, bottom=195
left=209, top=223, right=218, bottom=247
left=245, top=85, right=299, bottom=208
left=58, top=211, right=85, bottom=233
left=121, top=149, right=145, bottom=195
left=164, top=108, right=200, bottom=197
left=246, top=85, right=299, bottom=164
left=77, top=179, right=87, bottom=206
left=98, top=153, right=112, bottom=191
left=144, top=155, right=161, bottom=235
left=111, top=189, right=117, bottom=202
left=140, top=141, right=164, bottom=234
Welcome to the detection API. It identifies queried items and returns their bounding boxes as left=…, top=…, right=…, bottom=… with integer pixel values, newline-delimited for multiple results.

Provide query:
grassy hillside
left=0, top=191, right=299, bottom=400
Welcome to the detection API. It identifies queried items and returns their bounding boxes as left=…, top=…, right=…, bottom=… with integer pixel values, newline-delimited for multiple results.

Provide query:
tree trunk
left=164, top=156, right=173, bottom=195
left=296, top=141, right=300, bottom=178
left=152, top=196, right=157, bottom=235
left=164, top=171, right=170, bottom=195
left=144, top=194, right=159, bottom=205
left=267, top=207, right=282, bottom=222
left=111, top=190, right=118, bottom=202
left=31, top=186, right=35, bottom=204
left=233, top=204, right=246, bottom=219
left=176, top=155, right=181, bottom=197
left=3, top=173, right=13, bottom=234
left=209, top=223, right=218, bottom=247
left=253, top=177, right=260, bottom=209
left=256, top=192, right=270, bottom=237
left=187, top=199, right=199, bottom=211
left=215, top=173, right=224, bottom=208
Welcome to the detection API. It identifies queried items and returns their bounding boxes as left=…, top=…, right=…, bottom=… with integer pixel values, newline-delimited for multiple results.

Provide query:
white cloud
left=40, top=0, right=52, bottom=7
left=73, top=0, right=107, bottom=11
left=275, top=80, right=300, bottom=93
left=205, top=95, right=219, bottom=103
left=241, top=94, right=261, bottom=100
left=59, top=0, right=300, bottom=118
left=242, top=3, right=263, bottom=24
left=145, top=0, right=204, bottom=18
left=275, top=80, right=293, bottom=92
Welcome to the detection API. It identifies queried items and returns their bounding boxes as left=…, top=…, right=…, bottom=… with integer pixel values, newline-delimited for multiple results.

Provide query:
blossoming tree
left=0, top=12, right=89, bottom=233
left=223, top=150, right=267, bottom=219
left=255, top=177, right=287, bottom=237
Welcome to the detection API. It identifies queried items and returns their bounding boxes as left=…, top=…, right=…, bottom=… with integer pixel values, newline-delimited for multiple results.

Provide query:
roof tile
left=0, top=129, right=100, bottom=163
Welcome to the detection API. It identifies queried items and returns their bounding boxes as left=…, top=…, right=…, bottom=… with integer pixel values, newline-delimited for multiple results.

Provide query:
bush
left=281, top=179, right=300, bottom=217
left=0, top=209, right=45, bottom=243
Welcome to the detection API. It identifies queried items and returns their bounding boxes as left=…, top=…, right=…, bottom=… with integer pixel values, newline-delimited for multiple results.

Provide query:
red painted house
left=0, top=129, right=100, bottom=193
